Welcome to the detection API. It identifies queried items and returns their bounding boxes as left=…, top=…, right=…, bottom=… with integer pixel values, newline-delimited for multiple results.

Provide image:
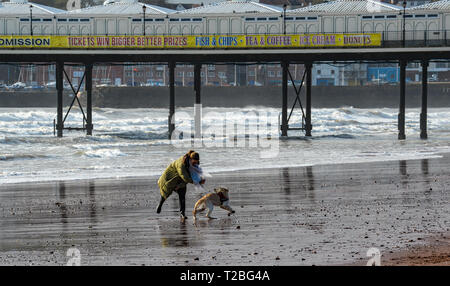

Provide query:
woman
left=156, top=150, right=205, bottom=220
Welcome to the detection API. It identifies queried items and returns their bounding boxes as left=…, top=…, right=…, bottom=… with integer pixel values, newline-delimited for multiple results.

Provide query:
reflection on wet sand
left=194, top=217, right=234, bottom=230
left=421, top=159, right=429, bottom=176
left=281, top=168, right=291, bottom=195
left=88, top=181, right=97, bottom=225
left=306, top=166, right=315, bottom=192
left=421, top=159, right=432, bottom=204
left=399, top=160, right=408, bottom=188
left=280, top=166, right=315, bottom=198
left=159, top=220, right=190, bottom=248
left=158, top=216, right=235, bottom=250
left=56, top=182, right=68, bottom=225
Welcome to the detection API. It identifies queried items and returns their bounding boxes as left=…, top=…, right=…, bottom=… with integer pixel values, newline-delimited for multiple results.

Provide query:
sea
left=1, top=106, right=450, bottom=184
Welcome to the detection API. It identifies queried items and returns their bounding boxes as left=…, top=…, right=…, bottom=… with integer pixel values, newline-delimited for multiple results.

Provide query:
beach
left=1, top=154, right=449, bottom=266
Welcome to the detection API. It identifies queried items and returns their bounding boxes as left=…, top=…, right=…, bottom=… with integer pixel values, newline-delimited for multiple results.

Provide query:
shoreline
left=1, top=153, right=449, bottom=265
left=0, top=151, right=446, bottom=187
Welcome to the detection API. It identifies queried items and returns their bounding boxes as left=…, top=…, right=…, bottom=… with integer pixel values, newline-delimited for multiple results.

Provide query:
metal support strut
left=168, top=61, right=175, bottom=139
left=420, top=60, right=428, bottom=139
left=305, top=62, right=313, bottom=137
left=287, top=68, right=307, bottom=131
left=85, top=63, right=93, bottom=136
left=398, top=60, right=407, bottom=140
left=281, top=62, right=307, bottom=137
left=56, top=61, right=64, bottom=138
left=54, top=63, right=94, bottom=137
left=194, top=63, right=202, bottom=139
left=281, top=61, right=288, bottom=136
left=62, top=69, right=87, bottom=129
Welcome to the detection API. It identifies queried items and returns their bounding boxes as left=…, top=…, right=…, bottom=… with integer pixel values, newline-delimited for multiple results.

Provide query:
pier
left=1, top=40, right=450, bottom=139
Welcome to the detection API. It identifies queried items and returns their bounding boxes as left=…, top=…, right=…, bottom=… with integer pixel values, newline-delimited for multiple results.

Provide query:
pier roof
left=64, top=0, right=175, bottom=15
left=411, top=0, right=450, bottom=10
left=0, top=0, right=64, bottom=15
left=290, top=0, right=401, bottom=14
left=176, top=0, right=283, bottom=14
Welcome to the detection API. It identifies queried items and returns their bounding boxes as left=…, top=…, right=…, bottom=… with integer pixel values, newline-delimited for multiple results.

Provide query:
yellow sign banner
left=0, top=34, right=381, bottom=49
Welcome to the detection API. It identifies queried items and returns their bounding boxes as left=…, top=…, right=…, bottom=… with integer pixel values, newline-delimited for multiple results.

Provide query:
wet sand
left=0, top=155, right=449, bottom=266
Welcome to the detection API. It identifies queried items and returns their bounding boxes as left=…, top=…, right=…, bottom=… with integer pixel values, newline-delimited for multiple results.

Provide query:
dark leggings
left=159, top=187, right=186, bottom=215
left=175, top=187, right=186, bottom=215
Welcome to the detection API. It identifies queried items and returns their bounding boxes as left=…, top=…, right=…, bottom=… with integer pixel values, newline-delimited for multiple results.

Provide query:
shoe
left=156, top=204, right=162, bottom=214
left=180, top=212, right=187, bottom=220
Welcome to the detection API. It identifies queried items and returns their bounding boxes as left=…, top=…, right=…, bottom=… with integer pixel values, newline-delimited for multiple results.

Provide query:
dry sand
left=376, top=232, right=449, bottom=266
left=0, top=155, right=449, bottom=266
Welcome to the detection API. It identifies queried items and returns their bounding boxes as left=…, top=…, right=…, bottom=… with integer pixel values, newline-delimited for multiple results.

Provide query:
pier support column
left=398, top=60, right=407, bottom=140
left=56, top=61, right=64, bottom=138
left=168, top=61, right=175, bottom=139
left=305, top=62, right=312, bottom=137
left=85, top=63, right=93, bottom=136
left=420, top=60, right=428, bottom=139
left=281, top=61, right=289, bottom=137
left=194, top=64, right=202, bottom=139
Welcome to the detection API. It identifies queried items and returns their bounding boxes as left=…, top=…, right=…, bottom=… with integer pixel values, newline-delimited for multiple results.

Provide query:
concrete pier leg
left=56, top=61, right=64, bottom=138
left=194, top=64, right=202, bottom=139
left=168, top=61, right=175, bottom=139
left=305, top=62, right=312, bottom=137
left=420, top=60, right=428, bottom=139
left=85, top=63, right=93, bottom=136
left=398, top=60, right=406, bottom=140
left=281, top=61, right=289, bottom=137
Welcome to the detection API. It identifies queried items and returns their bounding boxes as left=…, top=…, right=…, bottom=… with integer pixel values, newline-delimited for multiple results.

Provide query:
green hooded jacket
left=158, top=155, right=193, bottom=199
